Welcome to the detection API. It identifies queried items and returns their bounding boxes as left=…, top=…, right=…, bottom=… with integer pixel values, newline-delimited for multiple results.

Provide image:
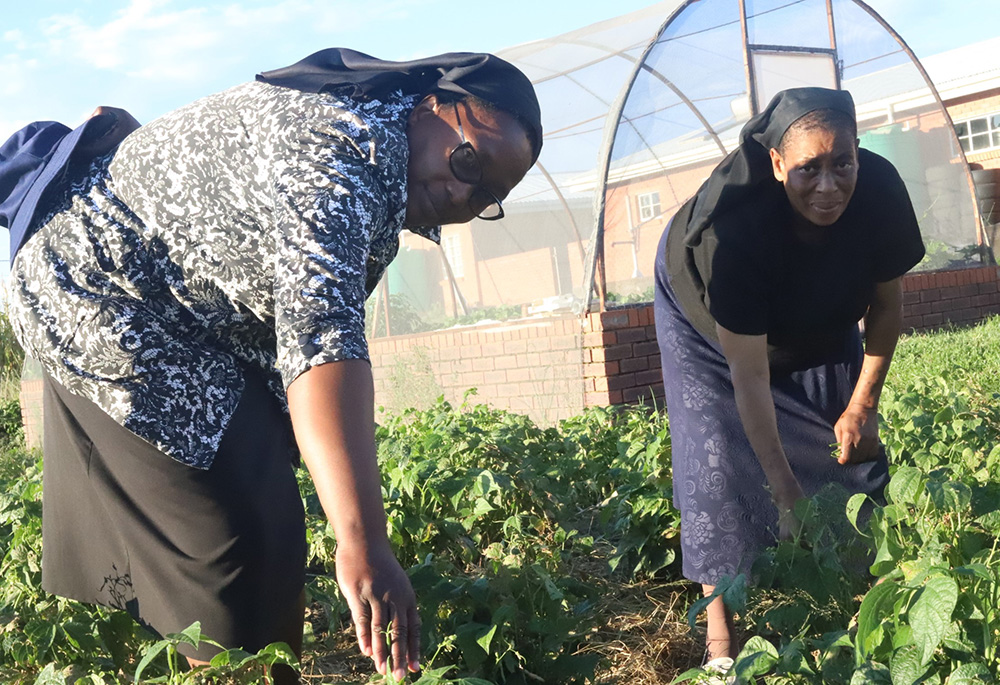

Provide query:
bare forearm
left=851, top=279, right=904, bottom=411
left=286, top=359, right=388, bottom=550
left=730, top=368, right=800, bottom=498
left=717, top=325, right=801, bottom=503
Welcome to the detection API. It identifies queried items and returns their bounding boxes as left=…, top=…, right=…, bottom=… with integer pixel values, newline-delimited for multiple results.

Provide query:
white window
left=955, top=113, right=1000, bottom=154
left=441, top=234, right=464, bottom=278
left=637, top=191, right=661, bottom=222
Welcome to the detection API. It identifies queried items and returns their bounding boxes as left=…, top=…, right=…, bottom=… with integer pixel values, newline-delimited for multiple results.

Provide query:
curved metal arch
left=850, top=0, right=987, bottom=261
left=581, top=0, right=702, bottom=314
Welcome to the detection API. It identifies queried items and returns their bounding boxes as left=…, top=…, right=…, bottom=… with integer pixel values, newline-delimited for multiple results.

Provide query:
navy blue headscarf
left=684, top=87, right=856, bottom=247
left=257, top=48, right=543, bottom=163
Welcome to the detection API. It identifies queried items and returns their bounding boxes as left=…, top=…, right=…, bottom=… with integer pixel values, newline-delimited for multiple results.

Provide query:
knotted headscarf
left=257, top=48, right=543, bottom=162
left=684, top=87, right=856, bottom=246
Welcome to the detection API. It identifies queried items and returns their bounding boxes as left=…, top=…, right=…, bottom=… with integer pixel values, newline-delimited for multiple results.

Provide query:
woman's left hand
left=834, top=404, right=881, bottom=464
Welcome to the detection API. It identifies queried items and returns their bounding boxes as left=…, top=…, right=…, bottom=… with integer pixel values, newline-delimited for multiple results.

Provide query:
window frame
left=955, top=112, right=1000, bottom=154
left=636, top=191, right=662, bottom=223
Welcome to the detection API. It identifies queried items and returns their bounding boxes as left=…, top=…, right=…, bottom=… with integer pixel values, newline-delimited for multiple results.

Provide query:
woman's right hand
left=773, top=480, right=806, bottom=542
left=336, top=538, right=421, bottom=680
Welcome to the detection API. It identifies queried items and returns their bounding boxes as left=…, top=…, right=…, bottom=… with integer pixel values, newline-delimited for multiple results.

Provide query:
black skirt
left=40, top=368, right=307, bottom=660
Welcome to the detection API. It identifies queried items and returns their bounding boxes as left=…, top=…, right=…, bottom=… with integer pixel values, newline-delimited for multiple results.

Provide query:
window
left=955, top=113, right=1000, bottom=154
left=637, top=191, right=661, bottom=222
left=441, top=234, right=464, bottom=278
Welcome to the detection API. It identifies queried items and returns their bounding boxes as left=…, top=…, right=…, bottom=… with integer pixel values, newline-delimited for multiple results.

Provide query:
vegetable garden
left=1, top=315, right=999, bottom=684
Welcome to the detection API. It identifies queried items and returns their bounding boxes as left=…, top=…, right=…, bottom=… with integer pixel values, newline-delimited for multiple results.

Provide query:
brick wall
left=369, top=314, right=586, bottom=424
left=18, top=266, right=1000, bottom=448
left=582, top=307, right=663, bottom=408
left=901, top=265, right=1000, bottom=329
left=590, top=264, right=1000, bottom=409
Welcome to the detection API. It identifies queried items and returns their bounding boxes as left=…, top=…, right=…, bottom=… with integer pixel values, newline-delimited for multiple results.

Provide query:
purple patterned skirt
left=653, top=227, right=888, bottom=585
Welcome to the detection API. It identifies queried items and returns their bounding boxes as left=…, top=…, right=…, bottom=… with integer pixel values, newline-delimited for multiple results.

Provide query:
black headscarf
left=684, top=87, right=856, bottom=247
left=257, top=48, right=543, bottom=162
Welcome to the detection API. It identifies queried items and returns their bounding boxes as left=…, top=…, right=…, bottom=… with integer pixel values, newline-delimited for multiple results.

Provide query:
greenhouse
left=345, top=0, right=1000, bottom=424
left=371, top=0, right=985, bottom=338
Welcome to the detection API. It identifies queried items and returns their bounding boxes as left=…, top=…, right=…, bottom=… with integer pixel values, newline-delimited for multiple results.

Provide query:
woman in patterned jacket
left=5, top=49, right=541, bottom=683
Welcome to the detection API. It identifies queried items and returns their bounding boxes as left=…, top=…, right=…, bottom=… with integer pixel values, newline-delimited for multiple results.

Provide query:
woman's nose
left=446, top=177, right=474, bottom=206
left=816, top=170, right=837, bottom=193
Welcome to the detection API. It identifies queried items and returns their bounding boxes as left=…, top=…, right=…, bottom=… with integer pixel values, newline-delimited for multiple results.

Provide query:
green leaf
left=926, top=481, right=972, bottom=512
left=857, top=580, right=902, bottom=660
left=889, top=645, right=926, bottom=685
left=476, top=624, right=498, bottom=654
left=733, top=636, right=779, bottom=680
left=850, top=661, right=891, bottom=684
left=669, top=667, right=708, bottom=684
left=887, top=467, right=923, bottom=505
left=948, top=662, right=992, bottom=684
left=32, top=664, right=66, bottom=685
left=846, top=493, right=870, bottom=534
left=165, top=621, right=203, bottom=648
left=134, top=640, right=170, bottom=683
left=908, top=574, right=958, bottom=665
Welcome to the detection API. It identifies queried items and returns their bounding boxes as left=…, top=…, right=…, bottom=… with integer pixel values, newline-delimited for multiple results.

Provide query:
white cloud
left=33, top=0, right=433, bottom=86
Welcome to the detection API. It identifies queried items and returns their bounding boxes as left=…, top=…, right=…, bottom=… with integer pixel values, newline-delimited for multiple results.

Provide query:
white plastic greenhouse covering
left=367, top=0, right=983, bottom=339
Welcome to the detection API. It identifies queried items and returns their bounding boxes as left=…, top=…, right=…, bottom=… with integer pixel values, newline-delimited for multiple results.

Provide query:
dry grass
left=297, top=576, right=709, bottom=684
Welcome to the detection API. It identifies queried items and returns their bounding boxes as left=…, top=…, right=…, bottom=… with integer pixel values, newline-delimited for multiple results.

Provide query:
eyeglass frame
left=449, top=102, right=506, bottom=222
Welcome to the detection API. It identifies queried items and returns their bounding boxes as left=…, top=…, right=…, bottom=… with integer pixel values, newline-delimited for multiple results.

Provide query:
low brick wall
left=901, top=264, right=1000, bottom=329
left=582, top=307, right=663, bottom=408
left=20, top=266, right=1000, bottom=444
left=369, top=314, right=586, bottom=424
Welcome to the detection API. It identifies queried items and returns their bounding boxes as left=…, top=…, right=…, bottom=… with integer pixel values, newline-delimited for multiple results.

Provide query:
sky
left=1, top=0, right=998, bottom=269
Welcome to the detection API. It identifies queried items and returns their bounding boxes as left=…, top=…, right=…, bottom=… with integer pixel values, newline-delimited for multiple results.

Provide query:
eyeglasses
left=450, top=103, right=505, bottom=221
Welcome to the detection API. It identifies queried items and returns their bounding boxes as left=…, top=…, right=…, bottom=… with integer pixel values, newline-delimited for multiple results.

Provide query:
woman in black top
left=653, top=87, right=924, bottom=667
left=3, top=49, right=541, bottom=683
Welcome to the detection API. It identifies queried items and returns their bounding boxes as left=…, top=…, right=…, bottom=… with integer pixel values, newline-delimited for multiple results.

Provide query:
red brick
left=922, top=312, right=943, bottom=326
left=979, top=282, right=999, bottom=294
left=593, top=376, right=609, bottom=392
left=472, top=358, right=495, bottom=372
left=627, top=308, right=640, bottom=327
left=960, top=284, right=980, bottom=297
left=585, top=390, right=611, bottom=406
left=647, top=354, right=662, bottom=370
left=636, top=369, right=664, bottom=385
left=623, top=385, right=663, bottom=403
left=497, top=384, right=521, bottom=398
left=973, top=294, right=994, bottom=307
left=481, top=342, right=505, bottom=357
left=634, top=341, right=660, bottom=357
left=912, top=302, right=933, bottom=316
left=462, top=371, right=485, bottom=387
left=599, top=310, right=632, bottom=330
left=451, top=359, right=474, bottom=373
left=539, top=350, right=579, bottom=366
left=620, top=357, right=650, bottom=373
left=483, top=370, right=507, bottom=384
left=617, top=327, right=651, bottom=344
left=583, top=331, right=616, bottom=347
left=504, top=339, right=528, bottom=355
left=518, top=381, right=545, bottom=396
left=604, top=343, right=635, bottom=362
left=548, top=335, right=581, bottom=352
left=607, top=373, right=637, bottom=391
left=551, top=364, right=584, bottom=380
left=494, top=355, right=519, bottom=370
left=902, top=291, right=921, bottom=305
left=506, top=367, right=531, bottom=383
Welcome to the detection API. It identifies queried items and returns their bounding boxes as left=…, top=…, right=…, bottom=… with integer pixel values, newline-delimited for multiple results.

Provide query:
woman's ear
left=409, top=94, right=442, bottom=121
left=769, top=147, right=786, bottom=183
